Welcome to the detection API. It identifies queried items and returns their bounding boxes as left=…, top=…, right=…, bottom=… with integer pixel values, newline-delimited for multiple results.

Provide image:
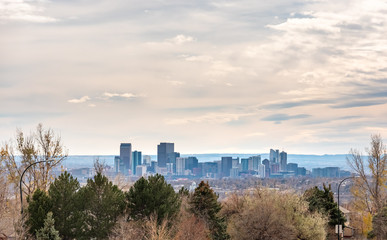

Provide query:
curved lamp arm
left=19, top=160, right=56, bottom=214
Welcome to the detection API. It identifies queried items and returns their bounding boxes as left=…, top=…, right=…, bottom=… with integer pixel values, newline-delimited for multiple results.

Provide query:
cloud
left=165, top=112, right=254, bottom=125
left=261, top=114, right=310, bottom=122
left=167, top=34, right=194, bottom=45
left=68, top=96, right=90, bottom=103
left=0, top=0, right=57, bottom=23
left=330, top=100, right=386, bottom=109
left=102, top=92, right=143, bottom=100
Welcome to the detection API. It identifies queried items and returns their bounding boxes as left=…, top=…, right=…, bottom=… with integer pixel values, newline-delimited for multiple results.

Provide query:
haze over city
left=1, top=0, right=387, bottom=155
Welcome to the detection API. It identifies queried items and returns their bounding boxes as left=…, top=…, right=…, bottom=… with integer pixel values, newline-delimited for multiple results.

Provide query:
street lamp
left=337, top=176, right=356, bottom=240
left=19, top=160, right=56, bottom=214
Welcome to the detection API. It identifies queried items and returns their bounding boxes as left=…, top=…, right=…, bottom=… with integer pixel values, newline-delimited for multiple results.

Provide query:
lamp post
left=337, top=176, right=355, bottom=240
left=19, top=160, right=55, bottom=214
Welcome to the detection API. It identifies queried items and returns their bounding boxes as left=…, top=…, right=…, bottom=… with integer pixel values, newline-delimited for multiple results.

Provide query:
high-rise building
left=185, top=156, right=199, bottom=171
left=132, top=151, right=142, bottom=175
left=258, top=164, right=265, bottom=178
left=270, top=149, right=279, bottom=163
left=241, top=158, right=249, bottom=172
left=262, top=159, right=270, bottom=177
left=143, top=155, right=152, bottom=165
left=157, top=142, right=174, bottom=168
left=221, top=157, right=233, bottom=177
left=176, top=157, right=186, bottom=175
left=120, top=143, right=132, bottom=175
left=280, top=151, right=287, bottom=171
left=250, top=155, right=261, bottom=171
left=287, top=163, right=298, bottom=173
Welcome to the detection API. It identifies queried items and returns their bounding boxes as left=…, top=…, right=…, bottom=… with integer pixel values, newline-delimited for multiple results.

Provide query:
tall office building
left=270, top=149, right=279, bottom=163
left=279, top=151, right=287, bottom=171
left=241, top=158, right=249, bottom=172
left=132, top=151, right=142, bottom=175
left=262, top=159, right=270, bottom=178
left=120, top=143, right=132, bottom=175
left=185, top=156, right=198, bottom=171
left=250, top=155, right=261, bottom=171
left=221, top=157, right=233, bottom=177
left=176, top=157, right=186, bottom=175
left=157, top=142, right=174, bottom=168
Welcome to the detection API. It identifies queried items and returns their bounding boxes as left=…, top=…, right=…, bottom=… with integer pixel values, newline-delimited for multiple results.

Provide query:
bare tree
left=347, top=134, right=387, bottom=215
left=1, top=124, right=67, bottom=200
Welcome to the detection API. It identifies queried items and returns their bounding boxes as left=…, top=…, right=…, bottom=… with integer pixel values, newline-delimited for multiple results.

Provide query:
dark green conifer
left=190, top=181, right=230, bottom=240
left=126, top=174, right=181, bottom=224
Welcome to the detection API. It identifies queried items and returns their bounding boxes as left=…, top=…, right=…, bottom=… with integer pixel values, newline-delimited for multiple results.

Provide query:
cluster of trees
left=26, top=170, right=343, bottom=240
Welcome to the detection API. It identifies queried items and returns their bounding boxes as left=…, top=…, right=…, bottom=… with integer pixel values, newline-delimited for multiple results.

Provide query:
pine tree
left=190, top=181, right=229, bottom=240
left=304, top=184, right=346, bottom=226
left=126, top=174, right=181, bottom=225
left=36, top=212, right=61, bottom=240
left=48, top=171, right=82, bottom=239
left=79, top=172, right=125, bottom=239
left=26, top=189, right=53, bottom=237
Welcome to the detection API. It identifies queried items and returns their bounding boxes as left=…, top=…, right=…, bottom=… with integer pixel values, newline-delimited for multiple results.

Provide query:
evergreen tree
left=126, top=174, right=181, bottom=224
left=36, top=212, right=61, bottom=240
left=48, top=171, right=82, bottom=239
left=304, top=184, right=346, bottom=226
left=26, top=189, right=52, bottom=237
left=79, top=172, right=125, bottom=239
left=190, top=181, right=229, bottom=240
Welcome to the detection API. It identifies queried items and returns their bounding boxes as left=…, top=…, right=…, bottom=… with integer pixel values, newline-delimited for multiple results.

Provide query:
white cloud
left=168, top=34, right=194, bottom=45
left=68, top=96, right=90, bottom=103
left=0, top=0, right=57, bottom=23
left=102, top=92, right=142, bottom=100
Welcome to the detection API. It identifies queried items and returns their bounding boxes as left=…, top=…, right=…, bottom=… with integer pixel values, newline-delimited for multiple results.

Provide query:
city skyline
left=1, top=0, right=387, bottom=155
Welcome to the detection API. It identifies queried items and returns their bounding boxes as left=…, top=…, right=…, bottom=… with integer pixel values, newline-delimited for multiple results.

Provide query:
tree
left=1, top=124, right=67, bottom=199
left=26, top=189, right=53, bottom=237
left=304, top=184, right=346, bottom=226
left=369, top=205, right=387, bottom=240
left=126, top=174, right=181, bottom=224
left=48, top=171, right=82, bottom=239
left=79, top=172, right=125, bottom=239
left=190, top=181, right=229, bottom=240
left=223, top=189, right=327, bottom=240
left=36, top=212, right=61, bottom=240
left=347, top=134, right=387, bottom=215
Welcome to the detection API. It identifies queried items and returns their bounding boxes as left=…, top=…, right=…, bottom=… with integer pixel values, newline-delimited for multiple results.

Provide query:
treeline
left=25, top=169, right=347, bottom=240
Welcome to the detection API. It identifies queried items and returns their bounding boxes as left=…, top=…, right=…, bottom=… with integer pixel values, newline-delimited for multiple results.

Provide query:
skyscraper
left=132, top=150, right=142, bottom=175
left=176, top=157, right=186, bottom=175
left=157, top=142, right=174, bottom=168
left=280, top=151, right=287, bottom=171
left=221, top=157, right=233, bottom=177
left=120, top=143, right=132, bottom=175
left=270, top=149, right=279, bottom=163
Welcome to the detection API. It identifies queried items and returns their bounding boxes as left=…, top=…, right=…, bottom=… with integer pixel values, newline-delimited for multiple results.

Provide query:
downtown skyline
left=1, top=0, right=387, bottom=155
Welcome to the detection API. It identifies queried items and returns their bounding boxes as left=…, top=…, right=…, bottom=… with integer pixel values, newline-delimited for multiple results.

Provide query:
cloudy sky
left=1, top=0, right=387, bottom=155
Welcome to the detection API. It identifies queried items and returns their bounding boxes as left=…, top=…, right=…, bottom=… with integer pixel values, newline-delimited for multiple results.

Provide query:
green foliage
left=36, top=212, right=61, bottom=240
left=304, top=184, right=346, bottom=226
left=26, top=189, right=53, bottom=237
left=79, top=172, right=125, bottom=240
left=126, top=174, right=181, bottom=224
left=48, top=171, right=82, bottom=240
left=370, top=205, right=387, bottom=239
left=190, top=181, right=229, bottom=240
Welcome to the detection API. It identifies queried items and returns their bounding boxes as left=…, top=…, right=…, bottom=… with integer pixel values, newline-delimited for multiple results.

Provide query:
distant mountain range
left=62, top=154, right=351, bottom=171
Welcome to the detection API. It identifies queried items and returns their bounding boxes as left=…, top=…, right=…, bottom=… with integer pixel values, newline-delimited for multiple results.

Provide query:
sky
left=1, top=0, right=387, bottom=155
